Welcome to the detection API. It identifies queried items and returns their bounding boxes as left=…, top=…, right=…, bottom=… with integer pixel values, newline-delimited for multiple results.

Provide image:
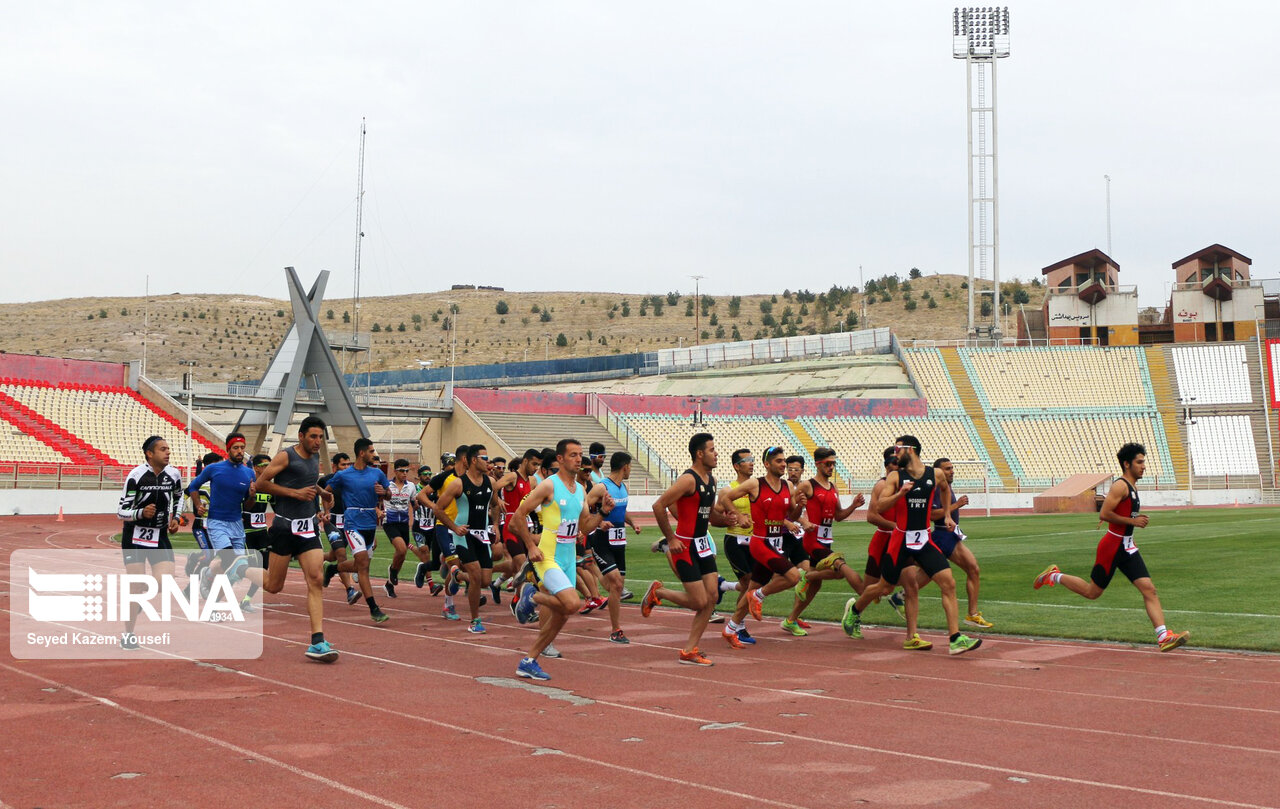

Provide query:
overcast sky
left=3, top=1, right=1277, bottom=308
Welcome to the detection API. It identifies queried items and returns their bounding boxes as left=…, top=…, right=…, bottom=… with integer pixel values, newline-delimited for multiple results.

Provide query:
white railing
left=151, top=379, right=450, bottom=411
left=651, top=328, right=891, bottom=373
left=586, top=394, right=677, bottom=488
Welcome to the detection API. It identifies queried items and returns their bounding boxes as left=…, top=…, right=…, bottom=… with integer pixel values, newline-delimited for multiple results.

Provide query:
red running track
left=1, top=515, right=1277, bottom=809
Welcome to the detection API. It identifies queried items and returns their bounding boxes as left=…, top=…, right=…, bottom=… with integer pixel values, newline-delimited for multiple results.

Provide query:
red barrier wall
left=456, top=388, right=587, bottom=415
left=456, top=387, right=926, bottom=418
left=0, top=353, right=127, bottom=387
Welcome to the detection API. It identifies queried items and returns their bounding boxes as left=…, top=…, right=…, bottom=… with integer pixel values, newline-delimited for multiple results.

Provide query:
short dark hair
left=610, top=451, right=632, bottom=471
left=896, top=435, right=922, bottom=453
left=299, top=415, right=327, bottom=437
left=933, top=457, right=951, bottom=468
left=201, top=451, right=223, bottom=466
left=252, top=453, right=272, bottom=467
left=589, top=441, right=606, bottom=456
left=142, top=435, right=165, bottom=454
left=540, top=448, right=556, bottom=468
left=523, top=448, right=542, bottom=462
left=394, top=458, right=410, bottom=469
left=226, top=432, right=246, bottom=447
left=763, top=446, right=786, bottom=462
left=491, top=456, right=506, bottom=466
left=331, top=452, right=350, bottom=466
left=882, top=446, right=897, bottom=466
left=354, top=438, right=374, bottom=455
left=465, top=444, right=487, bottom=462
left=786, top=455, right=804, bottom=467
left=454, top=444, right=469, bottom=460
left=555, top=438, right=581, bottom=458
left=731, top=448, right=751, bottom=466
left=1117, top=442, right=1146, bottom=468
left=814, top=447, right=836, bottom=463
left=689, top=432, right=713, bottom=459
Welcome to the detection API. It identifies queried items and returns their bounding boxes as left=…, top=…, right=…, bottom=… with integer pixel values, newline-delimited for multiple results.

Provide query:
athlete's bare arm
left=653, top=473, right=698, bottom=553
left=866, top=480, right=896, bottom=531
left=715, top=477, right=759, bottom=528
left=876, top=471, right=911, bottom=515
left=936, top=475, right=957, bottom=531
left=430, top=479, right=467, bottom=536
left=1100, top=480, right=1148, bottom=528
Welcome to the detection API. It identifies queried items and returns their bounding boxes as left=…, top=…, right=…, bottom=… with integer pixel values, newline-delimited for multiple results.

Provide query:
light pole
left=1104, top=174, right=1113, bottom=256
left=544, top=333, right=552, bottom=362
left=441, top=300, right=457, bottom=401
left=179, top=360, right=196, bottom=473
left=953, top=7, right=1010, bottom=341
left=690, top=274, right=706, bottom=346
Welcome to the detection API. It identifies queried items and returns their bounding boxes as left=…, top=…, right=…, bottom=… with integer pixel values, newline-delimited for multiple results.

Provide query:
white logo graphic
left=28, top=568, right=243, bottom=624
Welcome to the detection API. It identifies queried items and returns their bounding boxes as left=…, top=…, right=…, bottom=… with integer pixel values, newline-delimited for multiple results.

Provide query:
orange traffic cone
left=56, top=507, right=65, bottom=522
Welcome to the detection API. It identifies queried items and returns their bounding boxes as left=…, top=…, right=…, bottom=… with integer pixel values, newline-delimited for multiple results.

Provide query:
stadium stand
left=903, top=348, right=964, bottom=413
left=959, top=346, right=1155, bottom=411
left=1171, top=344, right=1252, bottom=405
left=994, top=413, right=1172, bottom=486
left=0, top=415, right=74, bottom=464
left=618, top=413, right=810, bottom=477
left=801, top=415, right=997, bottom=490
left=1186, top=415, right=1260, bottom=477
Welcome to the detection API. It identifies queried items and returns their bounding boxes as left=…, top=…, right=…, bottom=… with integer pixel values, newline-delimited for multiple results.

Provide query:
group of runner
left=116, top=419, right=1188, bottom=672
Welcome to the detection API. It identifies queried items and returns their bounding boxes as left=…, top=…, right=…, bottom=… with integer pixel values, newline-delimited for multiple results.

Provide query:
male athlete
left=864, top=447, right=930, bottom=650
left=324, top=438, right=391, bottom=624
left=641, top=432, right=733, bottom=666
left=257, top=416, right=337, bottom=662
left=1034, top=442, right=1189, bottom=652
left=240, top=453, right=275, bottom=611
left=718, top=449, right=761, bottom=648
left=433, top=444, right=498, bottom=634
left=384, top=459, right=430, bottom=598
left=186, top=434, right=260, bottom=598
left=419, top=449, right=466, bottom=620
left=589, top=451, right=642, bottom=644
left=117, top=435, right=183, bottom=650
left=411, top=464, right=445, bottom=595
left=492, top=448, right=540, bottom=594
left=929, top=458, right=991, bottom=629
left=319, top=453, right=359, bottom=605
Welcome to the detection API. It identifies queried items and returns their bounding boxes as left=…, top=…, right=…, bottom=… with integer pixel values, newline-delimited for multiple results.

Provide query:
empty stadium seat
left=1186, top=415, right=1259, bottom=476
left=1171, top=345, right=1252, bottom=405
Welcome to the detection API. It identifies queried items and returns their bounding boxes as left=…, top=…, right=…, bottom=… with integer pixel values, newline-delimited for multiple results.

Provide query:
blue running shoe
left=467, top=618, right=487, bottom=634
left=445, top=566, right=462, bottom=596
left=737, top=628, right=757, bottom=645
left=227, top=557, right=250, bottom=585
left=515, top=583, right=538, bottom=624
left=346, top=587, right=361, bottom=605
left=414, top=562, right=428, bottom=589
left=305, top=641, right=339, bottom=662
left=715, top=575, right=727, bottom=605
left=888, top=589, right=906, bottom=620
left=516, top=657, right=550, bottom=681
left=442, top=606, right=460, bottom=621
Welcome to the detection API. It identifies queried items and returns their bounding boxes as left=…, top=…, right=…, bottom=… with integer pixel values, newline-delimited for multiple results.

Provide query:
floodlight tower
left=953, top=7, right=1010, bottom=341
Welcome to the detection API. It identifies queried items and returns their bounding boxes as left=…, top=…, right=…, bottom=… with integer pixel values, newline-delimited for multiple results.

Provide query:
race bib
left=248, top=512, right=267, bottom=529
left=727, top=533, right=750, bottom=546
left=470, top=528, right=491, bottom=546
left=816, top=524, right=834, bottom=543
left=133, top=526, right=160, bottom=547
left=332, top=514, right=344, bottom=529
left=766, top=535, right=784, bottom=552
left=903, top=529, right=929, bottom=551
left=555, top=519, right=579, bottom=544
left=416, top=509, right=435, bottom=531
left=606, top=527, right=626, bottom=545
left=344, top=529, right=368, bottom=554
left=791, top=527, right=804, bottom=539
left=693, top=534, right=715, bottom=558
left=292, top=517, right=317, bottom=538
left=1123, top=534, right=1138, bottom=554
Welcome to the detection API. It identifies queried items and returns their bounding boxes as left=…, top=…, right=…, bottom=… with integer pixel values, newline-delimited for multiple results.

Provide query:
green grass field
left=159, top=505, right=1280, bottom=653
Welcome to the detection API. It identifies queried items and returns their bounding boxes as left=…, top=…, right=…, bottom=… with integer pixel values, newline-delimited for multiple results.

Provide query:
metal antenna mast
left=352, top=118, right=367, bottom=340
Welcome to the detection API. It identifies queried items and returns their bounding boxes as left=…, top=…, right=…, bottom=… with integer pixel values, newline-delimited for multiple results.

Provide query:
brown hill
left=0, top=275, right=1043, bottom=381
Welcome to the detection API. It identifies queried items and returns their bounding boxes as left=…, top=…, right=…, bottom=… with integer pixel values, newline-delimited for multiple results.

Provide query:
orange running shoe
left=1158, top=631, right=1189, bottom=652
left=679, top=647, right=713, bottom=666
left=641, top=580, right=662, bottom=618
left=1033, top=564, right=1060, bottom=590
left=722, top=627, right=745, bottom=649
left=747, top=588, right=764, bottom=621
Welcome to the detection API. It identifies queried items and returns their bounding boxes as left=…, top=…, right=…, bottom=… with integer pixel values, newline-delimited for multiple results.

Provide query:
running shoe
left=678, top=647, right=713, bottom=667
left=479, top=595, right=488, bottom=607
left=722, top=627, right=745, bottom=649
left=120, top=632, right=140, bottom=651
left=414, top=562, right=428, bottom=589
left=428, top=581, right=443, bottom=597
left=504, top=577, right=517, bottom=592
left=841, top=597, right=863, bottom=639
left=578, top=599, right=598, bottom=616
left=736, top=628, right=757, bottom=645
left=516, top=559, right=538, bottom=585
left=346, top=587, right=362, bottom=606
left=442, top=606, right=460, bottom=621
left=1158, top=630, right=1189, bottom=652
left=715, top=576, right=727, bottom=605
left=198, top=567, right=214, bottom=599
left=795, top=618, right=811, bottom=629
left=887, top=590, right=906, bottom=619
left=383, top=581, right=397, bottom=599
left=372, top=610, right=390, bottom=624
left=650, top=539, right=667, bottom=553
left=240, top=596, right=257, bottom=613
left=542, top=643, right=562, bottom=659
left=903, top=634, right=933, bottom=651
left=445, top=565, right=462, bottom=596
left=708, top=611, right=726, bottom=624
left=227, top=557, right=249, bottom=585
left=467, top=618, right=487, bottom=634
left=609, top=630, right=630, bottom=645
left=794, top=570, right=809, bottom=599
left=640, top=580, right=662, bottom=618
left=514, top=583, right=538, bottom=624
left=747, top=588, right=764, bottom=621
left=780, top=619, right=808, bottom=637
left=323, top=563, right=338, bottom=588
left=184, top=551, right=202, bottom=575
left=1033, top=564, right=1060, bottom=590
left=387, top=565, right=399, bottom=586
left=965, top=612, right=994, bottom=629
left=516, top=657, right=550, bottom=681
left=949, top=634, right=983, bottom=655
left=490, top=581, right=502, bottom=605
left=304, top=641, right=339, bottom=662
left=620, top=588, right=635, bottom=601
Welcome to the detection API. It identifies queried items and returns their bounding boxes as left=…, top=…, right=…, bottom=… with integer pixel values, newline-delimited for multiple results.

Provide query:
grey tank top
left=272, top=446, right=320, bottom=520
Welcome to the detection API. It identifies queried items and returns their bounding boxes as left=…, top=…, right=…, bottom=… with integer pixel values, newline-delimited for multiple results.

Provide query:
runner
left=116, top=435, right=183, bottom=650
left=432, top=444, right=498, bottom=634
left=182, top=451, right=221, bottom=592
left=319, top=453, right=359, bottom=605
left=419, top=449, right=466, bottom=620
left=929, top=458, right=991, bottom=629
left=718, top=449, right=761, bottom=648
left=1034, top=442, right=1189, bottom=652
left=641, top=432, right=732, bottom=666
left=493, top=448, right=540, bottom=597
left=323, top=438, right=391, bottom=624
left=258, top=416, right=338, bottom=662
left=588, top=441, right=607, bottom=484
left=785, top=456, right=806, bottom=486
left=864, top=447, right=930, bottom=650
left=716, top=446, right=806, bottom=638
left=241, top=453, right=275, bottom=612
left=185, top=435, right=260, bottom=600
left=383, top=459, right=430, bottom=599
left=841, top=435, right=982, bottom=655
left=784, top=446, right=867, bottom=635
left=410, top=464, right=445, bottom=596
left=588, top=451, right=641, bottom=644
left=509, top=439, right=601, bottom=681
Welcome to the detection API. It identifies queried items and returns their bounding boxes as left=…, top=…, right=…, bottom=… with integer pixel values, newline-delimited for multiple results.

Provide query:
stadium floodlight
left=953, top=7, right=1010, bottom=342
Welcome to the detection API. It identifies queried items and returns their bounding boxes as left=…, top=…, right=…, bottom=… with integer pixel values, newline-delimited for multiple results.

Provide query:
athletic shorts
left=879, top=531, right=949, bottom=586
left=587, top=531, right=620, bottom=576
left=330, top=527, right=375, bottom=554
left=748, top=534, right=794, bottom=582
left=434, top=524, right=457, bottom=560
left=411, top=528, right=432, bottom=549
left=723, top=535, right=754, bottom=581
left=1091, top=533, right=1150, bottom=589
left=383, top=520, right=410, bottom=544
left=121, top=533, right=174, bottom=567
left=808, top=546, right=835, bottom=567
left=207, top=517, right=247, bottom=551
left=782, top=533, right=808, bottom=566
left=667, top=534, right=718, bottom=583
left=866, top=530, right=893, bottom=579
left=541, top=565, right=575, bottom=595
left=268, top=517, right=324, bottom=558
left=931, top=528, right=962, bottom=558
left=454, top=536, right=493, bottom=569
left=246, top=530, right=270, bottom=568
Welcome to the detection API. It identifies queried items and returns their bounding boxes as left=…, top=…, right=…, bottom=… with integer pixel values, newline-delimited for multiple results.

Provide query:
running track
left=1, top=516, right=1277, bottom=809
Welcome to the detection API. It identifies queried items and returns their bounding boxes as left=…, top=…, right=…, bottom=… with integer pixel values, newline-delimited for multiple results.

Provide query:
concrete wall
left=455, top=388, right=928, bottom=419
left=0, top=353, right=127, bottom=386
left=0, top=489, right=121, bottom=516
left=420, top=398, right=516, bottom=466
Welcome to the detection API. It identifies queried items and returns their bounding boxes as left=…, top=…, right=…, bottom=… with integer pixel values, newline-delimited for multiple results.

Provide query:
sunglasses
left=477, top=455, right=490, bottom=462
left=820, top=459, right=837, bottom=465
left=254, top=463, right=268, bottom=469
left=735, top=456, right=755, bottom=465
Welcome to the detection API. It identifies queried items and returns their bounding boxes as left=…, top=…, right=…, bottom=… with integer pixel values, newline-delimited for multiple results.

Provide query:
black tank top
left=897, top=466, right=937, bottom=532
left=460, top=473, right=493, bottom=531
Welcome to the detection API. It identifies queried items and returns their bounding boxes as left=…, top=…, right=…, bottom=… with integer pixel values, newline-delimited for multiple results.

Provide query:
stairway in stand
left=937, top=348, right=1018, bottom=490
